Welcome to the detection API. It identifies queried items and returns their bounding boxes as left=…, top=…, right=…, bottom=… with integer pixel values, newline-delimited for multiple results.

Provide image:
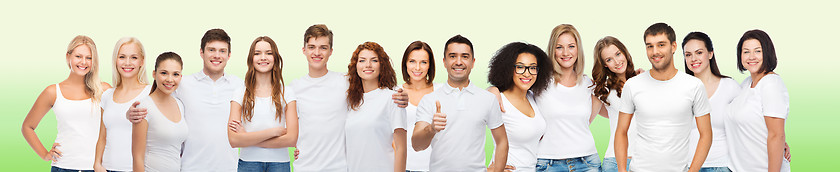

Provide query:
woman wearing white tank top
left=93, top=37, right=152, bottom=172
left=226, top=37, right=299, bottom=172
left=487, top=42, right=552, bottom=172
left=131, top=52, right=188, bottom=172
left=22, top=35, right=111, bottom=172
left=399, top=41, right=437, bottom=172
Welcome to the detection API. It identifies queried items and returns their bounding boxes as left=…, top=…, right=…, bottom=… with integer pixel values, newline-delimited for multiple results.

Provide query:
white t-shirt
left=290, top=71, right=350, bottom=172
left=346, top=88, right=407, bottom=172
left=51, top=84, right=101, bottom=170
left=496, top=92, right=545, bottom=172
left=175, top=71, right=243, bottom=172
left=416, top=82, right=504, bottom=171
left=231, top=86, right=296, bottom=163
left=604, top=89, right=638, bottom=158
left=619, top=72, right=711, bottom=172
left=536, top=76, right=599, bottom=159
left=688, top=77, right=739, bottom=167
left=100, top=85, right=152, bottom=171
left=726, top=74, right=790, bottom=172
left=136, top=95, right=188, bottom=172
left=401, top=83, right=440, bottom=172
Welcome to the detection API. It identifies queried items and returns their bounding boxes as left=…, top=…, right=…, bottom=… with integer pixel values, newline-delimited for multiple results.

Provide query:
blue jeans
left=50, top=166, right=93, bottom=172
left=237, top=159, right=291, bottom=172
left=600, top=157, right=631, bottom=172
left=698, top=167, right=731, bottom=172
left=536, top=153, right=601, bottom=172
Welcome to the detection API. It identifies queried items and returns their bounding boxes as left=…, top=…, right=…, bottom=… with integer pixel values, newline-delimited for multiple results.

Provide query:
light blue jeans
left=536, top=153, right=601, bottom=172
left=237, top=159, right=291, bottom=172
left=698, top=167, right=732, bottom=172
left=599, top=157, right=630, bottom=172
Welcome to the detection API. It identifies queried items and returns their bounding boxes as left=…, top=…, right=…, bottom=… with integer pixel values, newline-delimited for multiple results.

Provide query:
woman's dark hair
left=488, top=42, right=552, bottom=96
left=151, top=52, right=183, bottom=93
left=736, top=29, right=777, bottom=74
left=401, top=41, right=435, bottom=85
left=682, top=32, right=729, bottom=78
left=347, top=42, right=397, bottom=110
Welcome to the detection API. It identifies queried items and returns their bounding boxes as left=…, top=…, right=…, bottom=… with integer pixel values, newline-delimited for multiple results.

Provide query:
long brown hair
left=347, top=42, right=397, bottom=110
left=241, top=36, right=285, bottom=122
left=591, top=36, right=636, bottom=106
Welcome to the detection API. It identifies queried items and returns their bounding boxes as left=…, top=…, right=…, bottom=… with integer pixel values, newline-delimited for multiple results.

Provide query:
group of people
left=21, top=22, right=791, bottom=172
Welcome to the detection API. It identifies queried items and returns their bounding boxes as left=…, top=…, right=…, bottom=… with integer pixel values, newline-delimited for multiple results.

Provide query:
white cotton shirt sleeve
left=416, top=94, right=435, bottom=124
left=619, top=81, right=635, bottom=114
left=231, top=86, right=245, bottom=105
left=486, top=96, right=504, bottom=129
left=392, top=100, right=407, bottom=131
left=760, top=75, right=789, bottom=119
left=692, top=80, right=712, bottom=117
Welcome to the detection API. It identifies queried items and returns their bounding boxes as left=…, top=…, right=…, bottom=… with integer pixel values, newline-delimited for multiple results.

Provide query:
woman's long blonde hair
left=66, top=35, right=103, bottom=102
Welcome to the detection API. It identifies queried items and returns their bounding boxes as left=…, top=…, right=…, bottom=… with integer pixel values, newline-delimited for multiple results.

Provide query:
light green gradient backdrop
left=2, top=0, right=836, bottom=171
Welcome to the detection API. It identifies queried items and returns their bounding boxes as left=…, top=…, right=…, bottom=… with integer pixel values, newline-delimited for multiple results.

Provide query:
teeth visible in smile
left=412, top=72, right=422, bottom=76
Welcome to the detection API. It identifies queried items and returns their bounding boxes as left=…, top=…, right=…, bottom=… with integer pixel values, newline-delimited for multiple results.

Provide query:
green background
left=2, top=0, right=836, bottom=171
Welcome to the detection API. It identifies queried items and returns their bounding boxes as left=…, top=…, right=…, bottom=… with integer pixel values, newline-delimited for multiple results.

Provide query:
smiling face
left=405, top=49, right=431, bottom=83
left=356, top=49, right=381, bottom=82
left=554, top=33, right=578, bottom=69
left=600, top=44, right=628, bottom=75
left=512, top=52, right=538, bottom=91
left=443, top=43, right=475, bottom=83
left=741, top=39, right=764, bottom=75
left=303, top=37, right=333, bottom=70
left=645, top=33, right=677, bottom=71
left=67, top=44, right=93, bottom=76
left=200, top=40, right=230, bottom=73
left=116, top=43, right=143, bottom=80
left=683, top=39, right=713, bottom=75
left=252, top=41, right=275, bottom=73
left=153, top=59, right=182, bottom=95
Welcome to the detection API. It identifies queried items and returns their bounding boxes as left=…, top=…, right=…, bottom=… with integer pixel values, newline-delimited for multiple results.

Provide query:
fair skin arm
left=253, top=101, right=299, bottom=148
left=393, top=129, right=407, bottom=172
left=688, top=115, right=713, bottom=172
left=227, top=101, right=285, bottom=148
left=487, top=126, right=509, bottom=172
left=411, top=101, right=445, bottom=151
left=131, top=119, right=148, bottom=172
left=93, top=108, right=107, bottom=172
left=615, top=112, right=633, bottom=172
left=590, top=95, right=605, bottom=122
left=21, top=85, right=60, bottom=162
left=766, top=116, right=786, bottom=172
left=485, top=87, right=506, bottom=112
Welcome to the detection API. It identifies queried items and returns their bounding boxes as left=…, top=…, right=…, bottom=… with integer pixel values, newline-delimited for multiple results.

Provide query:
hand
left=487, top=161, right=515, bottom=172
left=228, top=120, right=246, bottom=133
left=93, top=163, right=106, bottom=172
left=126, top=101, right=147, bottom=123
left=42, top=143, right=62, bottom=162
left=432, top=101, right=447, bottom=133
left=392, top=88, right=409, bottom=108
left=784, top=142, right=791, bottom=162
left=294, top=149, right=300, bottom=160
left=486, top=87, right=505, bottom=113
left=635, top=68, right=646, bottom=75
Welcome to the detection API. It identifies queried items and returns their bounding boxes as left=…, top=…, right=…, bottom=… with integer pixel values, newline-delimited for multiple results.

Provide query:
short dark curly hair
left=488, top=42, right=552, bottom=96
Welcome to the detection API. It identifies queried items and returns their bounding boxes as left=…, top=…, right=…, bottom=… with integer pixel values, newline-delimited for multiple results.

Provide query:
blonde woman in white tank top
left=22, top=35, right=111, bottom=171
left=93, top=37, right=151, bottom=172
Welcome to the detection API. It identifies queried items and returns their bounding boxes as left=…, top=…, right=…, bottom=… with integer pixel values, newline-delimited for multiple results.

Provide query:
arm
left=255, top=101, right=299, bottom=148
left=590, top=95, right=604, bottom=123
left=21, top=85, right=58, bottom=162
left=687, top=114, right=712, bottom=172
left=227, top=101, right=283, bottom=148
left=598, top=104, right=608, bottom=119
left=411, top=122, right=435, bottom=151
left=766, top=116, right=786, bottom=172
left=489, top=125, right=509, bottom=172
left=93, top=108, right=107, bottom=172
left=393, top=128, right=407, bottom=172
left=615, top=112, right=633, bottom=172
left=131, top=119, right=148, bottom=172
left=486, top=86, right=505, bottom=113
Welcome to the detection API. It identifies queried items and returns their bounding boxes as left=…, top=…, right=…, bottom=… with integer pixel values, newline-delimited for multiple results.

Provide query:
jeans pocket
left=584, top=154, right=602, bottom=168
left=536, top=159, right=550, bottom=171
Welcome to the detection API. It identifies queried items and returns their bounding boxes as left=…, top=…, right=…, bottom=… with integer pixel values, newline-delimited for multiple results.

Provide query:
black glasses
left=514, top=65, right=538, bottom=75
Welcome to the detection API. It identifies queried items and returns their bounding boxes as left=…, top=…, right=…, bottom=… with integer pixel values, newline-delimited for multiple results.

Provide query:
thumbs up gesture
left=432, top=100, right=447, bottom=133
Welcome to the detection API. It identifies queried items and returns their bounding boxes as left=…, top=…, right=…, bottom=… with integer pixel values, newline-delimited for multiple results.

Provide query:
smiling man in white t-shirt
left=412, top=35, right=509, bottom=172
left=614, top=23, right=713, bottom=172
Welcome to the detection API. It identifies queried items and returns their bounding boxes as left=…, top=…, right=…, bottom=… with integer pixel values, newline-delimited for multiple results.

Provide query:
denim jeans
left=698, top=167, right=731, bottom=172
left=50, top=166, right=93, bottom=172
left=237, top=159, right=291, bottom=172
left=600, top=157, right=631, bottom=172
left=536, top=153, right=601, bottom=172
